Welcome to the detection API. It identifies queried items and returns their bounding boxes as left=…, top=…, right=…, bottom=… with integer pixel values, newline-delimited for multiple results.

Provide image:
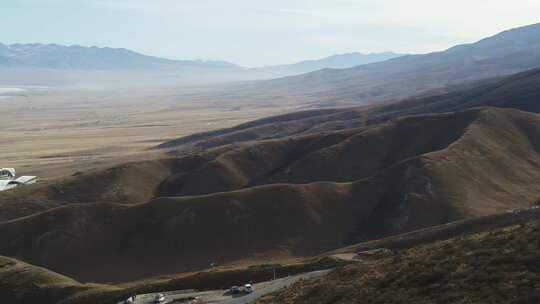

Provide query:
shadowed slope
left=255, top=208, right=540, bottom=304
left=0, top=255, right=116, bottom=304
left=4, top=209, right=540, bottom=304
left=330, top=204, right=540, bottom=256
left=0, top=182, right=371, bottom=282
left=2, top=108, right=540, bottom=283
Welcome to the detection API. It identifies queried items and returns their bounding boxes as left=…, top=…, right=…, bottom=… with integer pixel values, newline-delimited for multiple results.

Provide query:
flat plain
left=0, top=84, right=300, bottom=179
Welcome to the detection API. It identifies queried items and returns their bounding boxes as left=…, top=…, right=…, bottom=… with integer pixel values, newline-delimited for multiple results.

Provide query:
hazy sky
left=1, top=0, right=539, bottom=67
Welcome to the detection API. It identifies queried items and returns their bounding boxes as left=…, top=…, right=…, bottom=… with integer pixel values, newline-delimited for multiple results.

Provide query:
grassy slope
left=2, top=108, right=540, bottom=283
left=329, top=205, right=540, bottom=256
left=158, top=109, right=478, bottom=197
left=256, top=208, right=540, bottom=304
left=0, top=158, right=190, bottom=221
left=0, top=107, right=478, bottom=221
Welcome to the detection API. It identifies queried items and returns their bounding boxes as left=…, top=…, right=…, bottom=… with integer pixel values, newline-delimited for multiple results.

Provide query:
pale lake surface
left=0, top=87, right=26, bottom=94
left=0, top=87, right=27, bottom=99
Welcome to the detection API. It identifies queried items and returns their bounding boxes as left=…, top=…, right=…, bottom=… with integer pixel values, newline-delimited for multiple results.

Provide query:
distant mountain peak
left=257, top=22, right=540, bottom=106
left=262, top=51, right=405, bottom=73
left=0, top=42, right=240, bottom=70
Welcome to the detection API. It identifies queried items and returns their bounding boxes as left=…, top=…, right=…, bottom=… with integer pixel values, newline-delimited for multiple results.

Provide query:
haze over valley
left=1, top=1, right=540, bottom=303
left=0, top=43, right=405, bottom=87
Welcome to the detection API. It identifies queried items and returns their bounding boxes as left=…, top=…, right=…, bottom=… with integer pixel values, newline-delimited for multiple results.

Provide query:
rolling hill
left=158, top=66, right=540, bottom=153
left=0, top=158, right=182, bottom=221
left=2, top=107, right=540, bottom=283
left=250, top=22, right=540, bottom=106
left=0, top=255, right=117, bottom=304
left=2, top=206, right=540, bottom=304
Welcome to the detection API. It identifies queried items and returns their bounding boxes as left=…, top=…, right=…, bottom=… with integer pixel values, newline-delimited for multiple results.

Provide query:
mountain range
left=0, top=43, right=402, bottom=73
left=3, top=23, right=540, bottom=90
left=257, top=52, right=404, bottom=74
left=0, top=43, right=238, bottom=70
left=0, top=44, right=406, bottom=86
left=251, top=22, right=540, bottom=106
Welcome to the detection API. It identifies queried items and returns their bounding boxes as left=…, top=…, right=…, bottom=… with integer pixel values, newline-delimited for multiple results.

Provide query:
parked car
left=244, top=283, right=253, bottom=293
left=153, top=293, right=165, bottom=303
left=230, top=286, right=241, bottom=294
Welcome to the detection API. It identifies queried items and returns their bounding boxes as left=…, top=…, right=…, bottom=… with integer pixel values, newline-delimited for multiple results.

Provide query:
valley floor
left=0, top=85, right=297, bottom=179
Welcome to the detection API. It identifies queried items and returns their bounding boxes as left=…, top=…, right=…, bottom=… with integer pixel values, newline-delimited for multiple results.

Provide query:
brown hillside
left=0, top=253, right=345, bottom=304
left=2, top=108, right=540, bottom=283
left=0, top=108, right=478, bottom=221
left=255, top=208, right=540, bottom=304
left=4, top=210, right=540, bottom=304
left=158, top=66, right=540, bottom=155
left=325, top=204, right=540, bottom=261
left=0, top=183, right=373, bottom=282
left=0, top=255, right=116, bottom=304
left=156, top=109, right=478, bottom=197
left=0, top=157, right=203, bottom=221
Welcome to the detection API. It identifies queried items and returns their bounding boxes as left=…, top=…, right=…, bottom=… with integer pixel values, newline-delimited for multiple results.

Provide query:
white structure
left=0, top=168, right=37, bottom=192
left=0, top=180, right=17, bottom=192
left=12, top=175, right=38, bottom=185
left=0, top=168, right=16, bottom=179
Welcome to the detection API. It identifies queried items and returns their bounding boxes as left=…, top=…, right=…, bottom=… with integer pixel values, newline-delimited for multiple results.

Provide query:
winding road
left=121, top=269, right=330, bottom=304
left=222, top=270, right=329, bottom=304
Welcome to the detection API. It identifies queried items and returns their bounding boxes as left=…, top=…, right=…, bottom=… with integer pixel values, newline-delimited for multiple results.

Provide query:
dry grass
left=0, top=85, right=298, bottom=179
left=256, top=209, right=540, bottom=304
left=0, top=255, right=118, bottom=304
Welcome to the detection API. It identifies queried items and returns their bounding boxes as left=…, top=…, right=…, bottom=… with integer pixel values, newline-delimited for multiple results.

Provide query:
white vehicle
left=153, top=293, right=165, bottom=303
left=244, top=283, right=253, bottom=293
